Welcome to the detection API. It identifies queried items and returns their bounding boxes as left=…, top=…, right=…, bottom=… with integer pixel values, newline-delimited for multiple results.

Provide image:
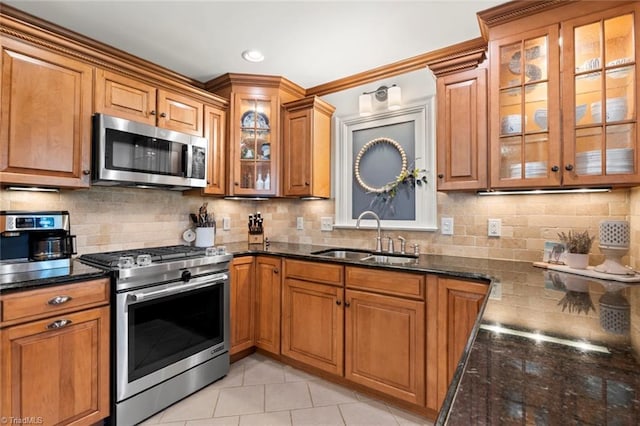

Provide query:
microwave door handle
left=184, top=144, right=193, bottom=178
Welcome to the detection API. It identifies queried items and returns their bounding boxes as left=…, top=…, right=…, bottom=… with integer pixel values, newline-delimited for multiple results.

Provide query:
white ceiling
left=4, top=0, right=501, bottom=89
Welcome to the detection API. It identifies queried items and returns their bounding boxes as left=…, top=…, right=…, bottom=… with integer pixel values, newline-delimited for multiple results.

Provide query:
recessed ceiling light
left=241, top=49, right=264, bottom=63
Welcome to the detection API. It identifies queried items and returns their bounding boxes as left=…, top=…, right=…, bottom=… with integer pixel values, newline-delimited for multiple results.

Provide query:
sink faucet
left=355, top=210, right=382, bottom=252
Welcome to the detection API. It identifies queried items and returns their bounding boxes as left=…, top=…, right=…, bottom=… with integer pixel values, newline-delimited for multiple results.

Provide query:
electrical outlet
left=441, top=217, right=454, bottom=235
left=320, top=217, right=333, bottom=231
left=489, top=282, right=502, bottom=300
left=222, top=217, right=230, bottom=231
left=296, top=217, right=304, bottom=230
left=488, top=218, right=501, bottom=237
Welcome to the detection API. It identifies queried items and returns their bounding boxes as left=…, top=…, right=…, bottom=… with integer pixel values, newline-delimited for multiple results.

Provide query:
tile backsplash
left=1, top=187, right=634, bottom=267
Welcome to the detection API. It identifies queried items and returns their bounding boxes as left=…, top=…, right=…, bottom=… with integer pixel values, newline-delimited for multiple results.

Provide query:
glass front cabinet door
left=232, top=94, right=278, bottom=196
left=490, top=25, right=561, bottom=188
left=562, top=5, right=639, bottom=186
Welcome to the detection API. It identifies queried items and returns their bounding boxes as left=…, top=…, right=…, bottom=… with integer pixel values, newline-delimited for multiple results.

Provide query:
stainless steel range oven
left=80, top=246, right=231, bottom=426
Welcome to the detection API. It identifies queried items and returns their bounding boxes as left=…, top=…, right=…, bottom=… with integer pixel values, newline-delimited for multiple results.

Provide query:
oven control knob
left=181, top=270, right=192, bottom=282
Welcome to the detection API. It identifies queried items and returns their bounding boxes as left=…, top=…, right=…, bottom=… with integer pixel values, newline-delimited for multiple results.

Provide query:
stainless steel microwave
left=92, top=114, right=208, bottom=190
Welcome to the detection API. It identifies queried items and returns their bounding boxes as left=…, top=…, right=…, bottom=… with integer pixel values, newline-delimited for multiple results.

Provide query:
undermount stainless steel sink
left=311, top=248, right=373, bottom=260
left=312, top=248, right=417, bottom=264
left=360, top=254, right=417, bottom=265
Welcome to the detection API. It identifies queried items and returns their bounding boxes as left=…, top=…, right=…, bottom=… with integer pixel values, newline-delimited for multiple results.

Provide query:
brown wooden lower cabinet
left=281, top=277, right=344, bottom=375
left=254, top=256, right=282, bottom=355
left=429, top=275, right=488, bottom=410
left=0, top=279, right=110, bottom=426
left=230, top=256, right=255, bottom=355
left=230, top=256, right=488, bottom=417
left=345, top=289, right=425, bottom=405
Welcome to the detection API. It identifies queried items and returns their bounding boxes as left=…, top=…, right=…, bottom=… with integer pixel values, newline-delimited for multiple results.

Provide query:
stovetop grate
left=79, top=245, right=207, bottom=268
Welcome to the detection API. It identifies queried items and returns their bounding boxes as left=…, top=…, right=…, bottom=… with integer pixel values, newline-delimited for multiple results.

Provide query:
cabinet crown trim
left=424, top=37, right=487, bottom=77
left=283, top=96, right=336, bottom=115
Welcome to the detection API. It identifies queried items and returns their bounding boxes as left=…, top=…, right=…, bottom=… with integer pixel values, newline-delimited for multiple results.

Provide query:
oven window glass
left=128, top=284, right=223, bottom=382
left=105, top=128, right=187, bottom=177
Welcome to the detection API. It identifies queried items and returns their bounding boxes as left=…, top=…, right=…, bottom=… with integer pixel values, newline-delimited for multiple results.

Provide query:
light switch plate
left=222, top=217, right=230, bottom=231
left=320, top=217, right=333, bottom=231
left=441, top=217, right=454, bottom=235
left=296, top=217, right=304, bottom=230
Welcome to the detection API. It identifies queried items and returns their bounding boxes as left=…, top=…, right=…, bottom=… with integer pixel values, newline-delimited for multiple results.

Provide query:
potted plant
left=558, top=230, right=595, bottom=269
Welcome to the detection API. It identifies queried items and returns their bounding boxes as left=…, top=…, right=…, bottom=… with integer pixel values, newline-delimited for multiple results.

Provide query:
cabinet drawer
left=345, top=267, right=424, bottom=300
left=1, top=278, right=110, bottom=326
left=284, top=259, right=343, bottom=286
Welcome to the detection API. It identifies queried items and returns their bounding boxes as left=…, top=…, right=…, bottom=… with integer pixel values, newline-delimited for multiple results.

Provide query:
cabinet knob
left=47, top=319, right=73, bottom=330
left=273, top=268, right=279, bottom=274
left=48, top=295, right=72, bottom=305
left=150, top=110, right=156, bottom=116
left=551, top=165, right=559, bottom=172
left=235, top=182, right=239, bottom=186
left=336, top=300, right=342, bottom=306
left=160, top=112, right=167, bottom=118
left=82, top=169, right=91, bottom=175
left=438, top=174, right=444, bottom=179
left=344, top=301, right=351, bottom=308
left=305, top=182, right=310, bottom=186
left=565, top=164, right=574, bottom=171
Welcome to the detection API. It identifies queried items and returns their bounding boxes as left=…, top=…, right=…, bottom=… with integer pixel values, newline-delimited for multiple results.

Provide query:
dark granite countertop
left=0, top=259, right=108, bottom=293
left=3, top=241, right=638, bottom=424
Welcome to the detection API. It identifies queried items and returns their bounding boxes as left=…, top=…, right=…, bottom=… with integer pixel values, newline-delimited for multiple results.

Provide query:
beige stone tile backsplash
left=1, top=187, right=634, bottom=266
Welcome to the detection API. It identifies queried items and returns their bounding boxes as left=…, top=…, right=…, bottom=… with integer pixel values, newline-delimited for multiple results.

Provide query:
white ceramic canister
left=195, top=227, right=215, bottom=247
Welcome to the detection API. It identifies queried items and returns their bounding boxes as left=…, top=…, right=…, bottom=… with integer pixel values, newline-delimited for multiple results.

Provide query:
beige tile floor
left=140, top=353, right=435, bottom=426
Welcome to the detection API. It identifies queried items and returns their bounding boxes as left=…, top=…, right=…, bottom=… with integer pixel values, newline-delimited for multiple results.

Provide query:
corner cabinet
left=480, top=0, right=640, bottom=189
left=205, top=74, right=306, bottom=197
left=232, top=93, right=279, bottom=196
left=0, top=278, right=110, bottom=425
left=0, top=37, right=93, bottom=188
left=282, top=96, right=335, bottom=198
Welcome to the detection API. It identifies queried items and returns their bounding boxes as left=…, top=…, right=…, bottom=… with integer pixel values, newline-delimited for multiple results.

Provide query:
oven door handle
left=127, top=273, right=228, bottom=304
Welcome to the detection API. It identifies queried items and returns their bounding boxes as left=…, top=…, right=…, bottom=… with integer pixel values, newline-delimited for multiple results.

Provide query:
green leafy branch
left=368, top=163, right=428, bottom=216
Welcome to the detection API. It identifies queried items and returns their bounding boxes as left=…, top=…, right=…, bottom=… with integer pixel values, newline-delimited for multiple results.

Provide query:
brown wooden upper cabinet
left=0, top=37, right=93, bottom=188
left=95, top=69, right=204, bottom=136
left=205, top=74, right=307, bottom=197
left=428, top=38, right=489, bottom=192
left=203, top=105, right=227, bottom=195
left=480, top=0, right=640, bottom=189
left=282, top=96, right=335, bottom=198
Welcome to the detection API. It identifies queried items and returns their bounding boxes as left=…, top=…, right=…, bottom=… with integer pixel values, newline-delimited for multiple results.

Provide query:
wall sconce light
left=358, top=84, right=402, bottom=116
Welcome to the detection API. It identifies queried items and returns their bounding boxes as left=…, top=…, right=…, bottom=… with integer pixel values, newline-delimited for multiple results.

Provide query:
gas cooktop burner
left=79, top=245, right=208, bottom=268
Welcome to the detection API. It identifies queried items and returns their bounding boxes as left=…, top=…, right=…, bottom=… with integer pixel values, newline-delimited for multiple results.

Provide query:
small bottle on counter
left=264, top=172, right=271, bottom=190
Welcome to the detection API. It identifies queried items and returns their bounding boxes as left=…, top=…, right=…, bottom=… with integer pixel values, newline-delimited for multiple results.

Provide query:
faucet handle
left=374, top=235, right=382, bottom=252
left=398, top=236, right=406, bottom=254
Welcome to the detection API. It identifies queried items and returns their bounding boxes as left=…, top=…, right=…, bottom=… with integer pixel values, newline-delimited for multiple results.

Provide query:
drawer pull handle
left=47, top=319, right=73, bottom=330
left=48, top=295, right=72, bottom=305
